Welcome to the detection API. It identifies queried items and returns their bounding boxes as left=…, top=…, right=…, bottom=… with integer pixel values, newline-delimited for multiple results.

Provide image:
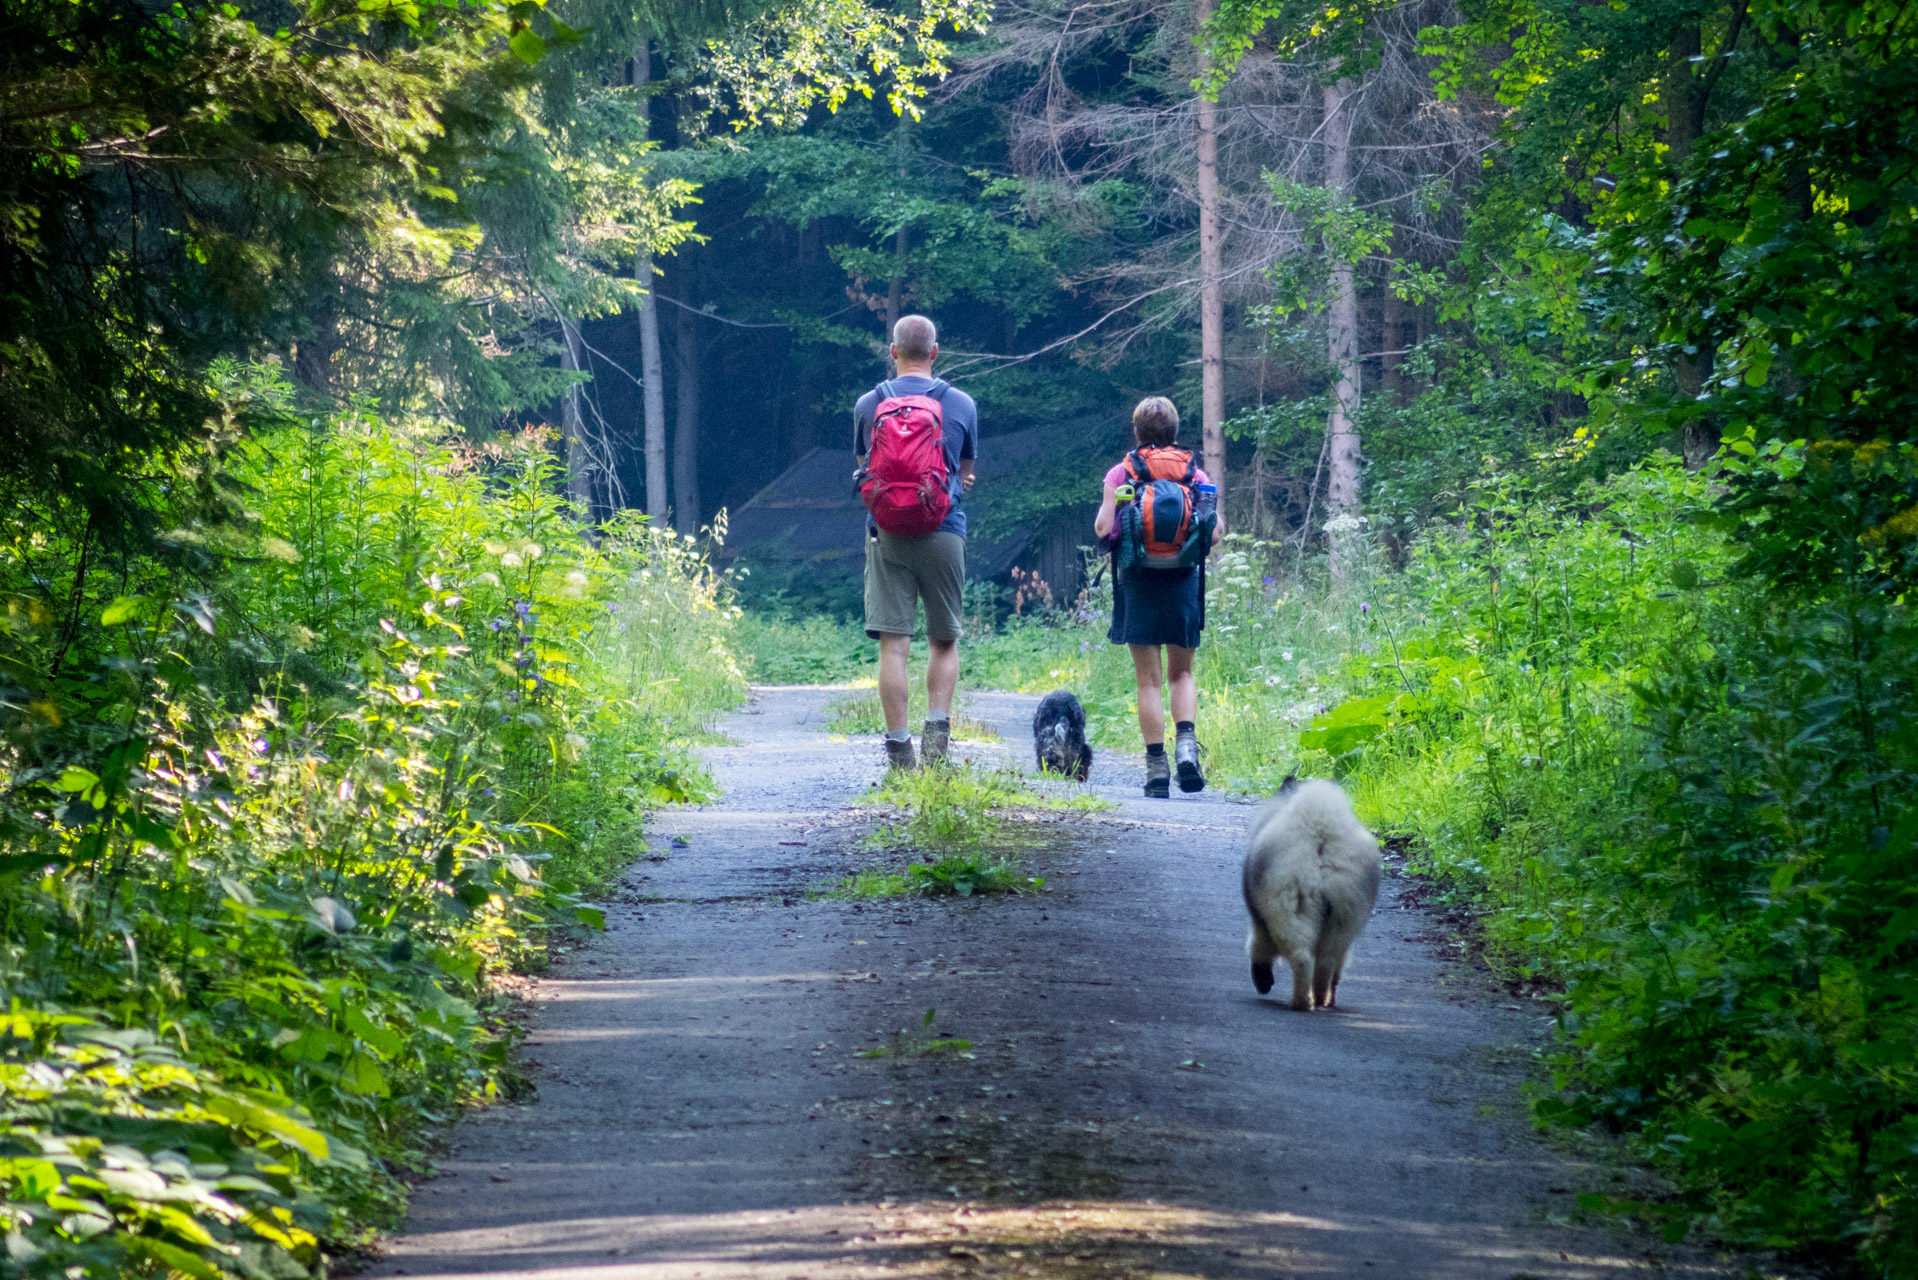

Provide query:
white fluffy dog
left=1241, top=775, right=1382, bottom=1009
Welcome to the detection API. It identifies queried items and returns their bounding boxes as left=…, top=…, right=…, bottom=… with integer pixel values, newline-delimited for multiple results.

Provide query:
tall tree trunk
left=1665, top=25, right=1717, bottom=469
left=293, top=289, right=339, bottom=394
left=1196, top=0, right=1226, bottom=504
left=886, top=120, right=909, bottom=340
left=1381, top=278, right=1406, bottom=397
left=635, top=39, right=668, bottom=518
left=1323, top=75, right=1364, bottom=587
left=560, top=319, right=592, bottom=513
left=673, top=262, right=703, bottom=536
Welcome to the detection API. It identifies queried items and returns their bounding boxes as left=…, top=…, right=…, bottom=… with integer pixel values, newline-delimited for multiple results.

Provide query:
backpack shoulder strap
left=1179, top=451, right=1197, bottom=484
left=925, top=379, right=950, bottom=400
left=1124, top=449, right=1148, bottom=482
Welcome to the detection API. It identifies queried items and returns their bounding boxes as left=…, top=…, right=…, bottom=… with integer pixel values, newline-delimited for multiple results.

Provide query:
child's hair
left=1132, top=396, right=1179, bottom=447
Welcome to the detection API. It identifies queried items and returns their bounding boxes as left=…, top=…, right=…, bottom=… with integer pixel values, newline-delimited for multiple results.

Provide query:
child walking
left=1093, top=396, right=1222, bottom=797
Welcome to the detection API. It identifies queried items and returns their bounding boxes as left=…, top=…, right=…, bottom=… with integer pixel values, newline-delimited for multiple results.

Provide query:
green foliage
left=0, top=366, right=743, bottom=1274
left=901, top=853, right=1037, bottom=898
left=858, top=761, right=1095, bottom=878
left=822, top=693, right=998, bottom=742
left=732, top=613, right=876, bottom=685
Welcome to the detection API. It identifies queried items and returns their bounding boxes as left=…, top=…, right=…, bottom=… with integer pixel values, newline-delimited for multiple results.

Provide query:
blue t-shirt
left=853, top=377, right=979, bottom=538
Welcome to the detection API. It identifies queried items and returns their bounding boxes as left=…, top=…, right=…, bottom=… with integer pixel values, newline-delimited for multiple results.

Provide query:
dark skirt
left=1108, top=562, right=1203, bottom=649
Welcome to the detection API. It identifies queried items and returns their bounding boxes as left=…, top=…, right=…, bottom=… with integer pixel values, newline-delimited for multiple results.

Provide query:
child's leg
left=1166, top=645, right=1198, bottom=724
left=1130, top=644, right=1165, bottom=744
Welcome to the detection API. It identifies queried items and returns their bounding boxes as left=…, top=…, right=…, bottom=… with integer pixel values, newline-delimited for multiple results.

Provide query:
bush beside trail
left=0, top=367, right=744, bottom=1277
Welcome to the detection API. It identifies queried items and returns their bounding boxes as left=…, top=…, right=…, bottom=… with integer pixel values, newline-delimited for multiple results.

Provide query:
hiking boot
left=1175, top=728, right=1205, bottom=793
left=885, top=737, right=917, bottom=772
left=921, top=718, right=951, bottom=767
left=1143, top=751, right=1170, bottom=799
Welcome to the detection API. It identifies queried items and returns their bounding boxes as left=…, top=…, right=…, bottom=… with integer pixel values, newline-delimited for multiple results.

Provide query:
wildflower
left=514, top=600, right=531, bottom=618
left=1079, top=641, right=1089, bottom=654
left=1263, top=576, right=1274, bottom=585
left=251, top=737, right=269, bottom=755
left=1360, top=602, right=1370, bottom=615
left=488, top=617, right=506, bottom=633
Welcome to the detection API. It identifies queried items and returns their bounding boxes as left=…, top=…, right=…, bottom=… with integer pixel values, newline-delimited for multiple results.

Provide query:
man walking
left=854, top=315, right=977, bottom=770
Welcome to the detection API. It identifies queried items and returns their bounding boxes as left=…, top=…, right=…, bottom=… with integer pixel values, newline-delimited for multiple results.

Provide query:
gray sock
left=885, top=727, right=912, bottom=743
left=925, top=711, right=950, bottom=725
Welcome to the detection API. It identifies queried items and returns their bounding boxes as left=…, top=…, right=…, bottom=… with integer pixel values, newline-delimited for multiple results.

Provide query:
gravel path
left=364, top=685, right=1747, bottom=1280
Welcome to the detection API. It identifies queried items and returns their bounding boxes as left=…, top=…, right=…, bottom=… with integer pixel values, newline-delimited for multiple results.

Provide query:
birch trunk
left=634, top=40, right=668, bottom=519
left=1323, top=74, right=1363, bottom=587
left=1196, top=0, right=1226, bottom=503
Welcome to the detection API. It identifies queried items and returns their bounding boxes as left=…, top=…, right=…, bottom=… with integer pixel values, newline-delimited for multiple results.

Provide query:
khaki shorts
left=864, top=529, right=965, bottom=642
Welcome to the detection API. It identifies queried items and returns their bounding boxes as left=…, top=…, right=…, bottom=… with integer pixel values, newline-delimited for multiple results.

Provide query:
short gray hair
left=893, top=314, right=937, bottom=362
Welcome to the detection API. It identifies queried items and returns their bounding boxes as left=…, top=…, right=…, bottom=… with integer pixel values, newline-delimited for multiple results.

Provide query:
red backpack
left=859, top=380, right=952, bottom=537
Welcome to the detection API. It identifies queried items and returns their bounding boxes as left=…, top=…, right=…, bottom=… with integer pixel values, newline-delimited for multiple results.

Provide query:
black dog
left=1033, top=689, right=1093, bottom=781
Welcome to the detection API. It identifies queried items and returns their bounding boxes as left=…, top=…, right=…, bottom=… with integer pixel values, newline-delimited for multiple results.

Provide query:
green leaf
left=124, top=1236, right=225, bottom=1279
left=99, top=595, right=143, bottom=626
left=342, top=1006, right=405, bottom=1058
left=509, top=26, right=545, bottom=63
left=339, top=1052, right=390, bottom=1097
left=573, top=906, right=605, bottom=929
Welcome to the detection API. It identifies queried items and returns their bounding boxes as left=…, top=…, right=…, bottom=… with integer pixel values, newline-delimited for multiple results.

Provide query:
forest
left=0, top=0, right=1913, bottom=1274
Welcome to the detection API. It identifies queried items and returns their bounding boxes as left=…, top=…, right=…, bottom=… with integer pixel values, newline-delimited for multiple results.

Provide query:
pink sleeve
left=1108, top=462, right=1210, bottom=486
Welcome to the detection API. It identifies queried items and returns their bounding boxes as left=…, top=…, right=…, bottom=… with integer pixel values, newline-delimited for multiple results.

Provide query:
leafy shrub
left=732, top=612, right=875, bottom=685
left=0, top=367, right=744, bottom=1273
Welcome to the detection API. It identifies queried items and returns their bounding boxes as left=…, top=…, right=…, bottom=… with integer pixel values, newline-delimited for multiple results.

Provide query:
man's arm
left=959, top=458, right=976, bottom=492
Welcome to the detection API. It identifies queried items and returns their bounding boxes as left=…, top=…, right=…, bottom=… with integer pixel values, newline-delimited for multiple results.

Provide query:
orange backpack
left=1120, top=446, right=1198, bottom=567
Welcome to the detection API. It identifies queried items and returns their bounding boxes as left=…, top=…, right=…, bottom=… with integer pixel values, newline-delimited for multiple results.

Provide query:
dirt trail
left=365, top=686, right=1743, bottom=1280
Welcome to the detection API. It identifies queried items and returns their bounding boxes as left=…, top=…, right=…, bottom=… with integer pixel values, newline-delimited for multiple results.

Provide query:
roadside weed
left=858, top=1008, right=975, bottom=1057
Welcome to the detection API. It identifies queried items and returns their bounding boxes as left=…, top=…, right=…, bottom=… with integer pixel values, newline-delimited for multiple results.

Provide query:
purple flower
left=1360, top=602, right=1370, bottom=615
left=1263, top=576, right=1274, bottom=585
left=488, top=617, right=506, bottom=632
left=514, top=600, right=531, bottom=618
left=1079, top=641, right=1089, bottom=653
left=251, top=737, right=269, bottom=755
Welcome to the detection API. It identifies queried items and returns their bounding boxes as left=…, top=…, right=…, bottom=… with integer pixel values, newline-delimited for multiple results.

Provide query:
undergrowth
left=0, top=367, right=743, bottom=1277
left=732, top=612, right=875, bottom=685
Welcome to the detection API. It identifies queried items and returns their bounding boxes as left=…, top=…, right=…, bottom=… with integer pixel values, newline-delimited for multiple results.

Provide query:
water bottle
left=1192, top=482, right=1218, bottom=525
